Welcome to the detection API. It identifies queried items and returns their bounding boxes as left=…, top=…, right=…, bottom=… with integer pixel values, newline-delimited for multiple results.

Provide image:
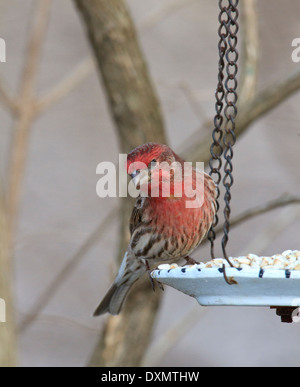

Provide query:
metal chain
left=222, top=0, right=239, bottom=261
left=208, top=0, right=229, bottom=259
left=209, top=0, right=239, bottom=269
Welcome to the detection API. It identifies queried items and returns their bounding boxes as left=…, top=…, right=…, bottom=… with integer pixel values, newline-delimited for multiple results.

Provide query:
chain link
left=222, top=0, right=239, bottom=261
left=209, top=0, right=239, bottom=267
left=208, top=0, right=229, bottom=259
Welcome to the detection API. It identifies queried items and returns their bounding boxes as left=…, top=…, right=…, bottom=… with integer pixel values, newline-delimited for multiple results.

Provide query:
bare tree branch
left=179, top=0, right=260, bottom=138
left=6, top=0, right=53, bottom=236
left=238, top=0, right=259, bottom=105
left=241, top=205, right=300, bottom=255
left=141, top=305, right=205, bottom=367
left=180, top=0, right=259, bottom=162
left=238, top=68, right=300, bottom=131
left=180, top=0, right=300, bottom=165
left=0, top=0, right=53, bottom=367
left=0, top=187, right=17, bottom=366
left=14, top=0, right=201, bottom=342
left=35, top=57, right=95, bottom=114
left=32, top=0, right=198, bottom=116
left=19, top=206, right=118, bottom=333
left=213, top=193, right=300, bottom=237
left=183, top=67, right=300, bottom=164
left=179, top=81, right=208, bottom=122
left=73, top=0, right=168, bottom=367
left=0, top=78, right=18, bottom=115
left=139, top=0, right=197, bottom=33
left=19, top=312, right=100, bottom=333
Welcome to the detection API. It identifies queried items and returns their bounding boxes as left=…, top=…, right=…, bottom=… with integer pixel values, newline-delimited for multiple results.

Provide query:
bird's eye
left=149, top=159, right=157, bottom=168
left=130, top=169, right=140, bottom=179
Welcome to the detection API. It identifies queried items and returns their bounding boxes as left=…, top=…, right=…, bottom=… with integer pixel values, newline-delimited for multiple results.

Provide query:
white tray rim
left=151, top=266, right=300, bottom=307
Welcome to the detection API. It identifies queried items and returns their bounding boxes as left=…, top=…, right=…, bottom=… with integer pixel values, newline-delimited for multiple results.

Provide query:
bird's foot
left=145, top=260, right=165, bottom=292
left=157, top=281, right=164, bottom=291
left=184, top=256, right=199, bottom=265
left=145, top=260, right=156, bottom=291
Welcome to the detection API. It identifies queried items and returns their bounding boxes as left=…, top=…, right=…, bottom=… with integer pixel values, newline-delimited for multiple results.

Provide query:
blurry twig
left=179, top=5, right=260, bottom=132
left=7, top=0, right=53, bottom=235
left=141, top=306, right=205, bottom=367
left=181, top=0, right=260, bottom=162
left=241, top=205, right=300, bottom=255
left=238, top=0, right=259, bottom=105
left=0, top=186, right=16, bottom=366
left=33, top=0, right=198, bottom=115
left=183, top=67, right=300, bottom=164
left=0, top=0, right=198, bottom=120
left=237, top=68, right=300, bottom=131
left=213, top=193, right=300, bottom=238
left=0, top=0, right=52, bottom=367
left=2, top=0, right=198, bottom=344
left=179, top=81, right=208, bottom=122
left=19, top=313, right=99, bottom=334
left=73, top=0, right=168, bottom=367
left=181, top=0, right=300, bottom=164
left=0, top=77, right=18, bottom=114
left=139, top=0, right=197, bottom=33
left=35, top=57, right=96, bottom=114
left=19, top=206, right=118, bottom=333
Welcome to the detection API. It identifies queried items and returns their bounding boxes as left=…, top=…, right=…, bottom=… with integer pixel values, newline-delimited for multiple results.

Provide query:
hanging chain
left=209, top=0, right=239, bottom=270
left=208, top=0, right=229, bottom=259
left=222, top=0, right=239, bottom=261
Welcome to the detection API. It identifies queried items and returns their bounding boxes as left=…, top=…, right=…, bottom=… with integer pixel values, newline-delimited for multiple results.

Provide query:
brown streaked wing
left=129, top=203, right=143, bottom=235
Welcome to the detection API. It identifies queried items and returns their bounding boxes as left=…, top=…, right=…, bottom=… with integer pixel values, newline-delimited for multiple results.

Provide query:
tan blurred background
left=0, top=0, right=299, bottom=366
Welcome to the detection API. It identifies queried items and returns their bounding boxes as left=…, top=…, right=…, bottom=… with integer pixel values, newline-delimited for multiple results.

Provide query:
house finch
left=94, top=143, right=217, bottom=315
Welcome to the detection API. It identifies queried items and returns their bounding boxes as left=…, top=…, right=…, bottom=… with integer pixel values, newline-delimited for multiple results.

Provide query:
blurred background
left=0, top=0, right=299, bottom=367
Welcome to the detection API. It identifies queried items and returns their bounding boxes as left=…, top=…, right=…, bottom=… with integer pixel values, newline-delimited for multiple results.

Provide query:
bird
left=93, top=143, right=217, bottom=316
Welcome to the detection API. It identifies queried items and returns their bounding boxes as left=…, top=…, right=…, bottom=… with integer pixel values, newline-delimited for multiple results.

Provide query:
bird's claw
left=145, top=260, right=164, bottom=292
left=184, top=256, right=199, bottom=265
left=145, top=260, right=156, bottom=291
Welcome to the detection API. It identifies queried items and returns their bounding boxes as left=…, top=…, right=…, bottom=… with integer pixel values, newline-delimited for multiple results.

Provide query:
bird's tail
left=93, top=281, right=132, bottom=316
left=93, top=252, right=146, bottom=316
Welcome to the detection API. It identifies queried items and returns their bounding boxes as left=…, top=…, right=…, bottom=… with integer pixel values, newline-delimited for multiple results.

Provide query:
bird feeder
left=152, top=251, right=300, bottom=323
left=152, top=0, right=300, bottom=323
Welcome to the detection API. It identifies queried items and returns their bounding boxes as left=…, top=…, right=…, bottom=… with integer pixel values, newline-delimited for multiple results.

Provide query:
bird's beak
left=130, top=169, right=150, bottom=189
left=130, top=170, right=138, bottom=180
